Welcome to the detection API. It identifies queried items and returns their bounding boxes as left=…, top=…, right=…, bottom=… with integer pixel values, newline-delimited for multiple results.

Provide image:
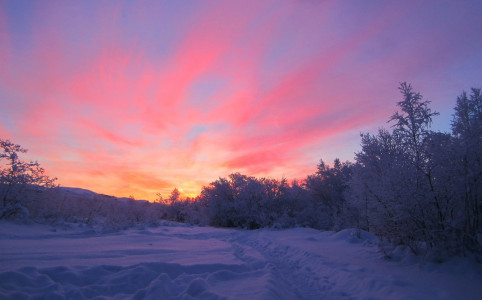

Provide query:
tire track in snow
left=233, top=229, right=436, bottom=300
left=230, top=231, right=348, bottom=300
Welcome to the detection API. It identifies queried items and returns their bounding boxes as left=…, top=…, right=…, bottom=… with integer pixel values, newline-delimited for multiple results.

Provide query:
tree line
left=1, top=83, right=480, bottom=259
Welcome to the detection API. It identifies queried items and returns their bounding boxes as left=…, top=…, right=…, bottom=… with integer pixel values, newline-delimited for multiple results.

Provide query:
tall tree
left=451, top=88, right=482, bottom=248
left=389, top=82, right=439, bottom=174
left=350, top=84, right=445, bottom=253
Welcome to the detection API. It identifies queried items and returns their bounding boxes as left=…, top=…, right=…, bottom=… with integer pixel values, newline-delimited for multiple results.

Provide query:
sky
left=1, top=0, right=481, bottom=200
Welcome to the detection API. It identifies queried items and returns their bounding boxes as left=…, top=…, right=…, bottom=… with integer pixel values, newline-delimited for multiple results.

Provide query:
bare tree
left=0, top=139, right=57, bottom=217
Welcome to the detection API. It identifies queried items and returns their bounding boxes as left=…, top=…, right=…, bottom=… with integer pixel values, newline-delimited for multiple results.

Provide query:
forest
left=1, top=83, right=481, bottom=262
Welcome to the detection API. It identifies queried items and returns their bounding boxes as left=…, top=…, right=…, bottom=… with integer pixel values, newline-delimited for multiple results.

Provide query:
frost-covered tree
left=202, top=173, right=267, bottom=229
left=168, top=188, right=181, bottom=203
left=158, top=187, right=188, bottom=222
left=305, top=159, right=353, bottom=229
left=201, top=176, right=236, bottom=227
left=350, top=128, right=418, bottom=248
left=390, top=82, right=439, bottom=173
left=387, top=83, right=449, bottom=252
left=200, top=173, right=313, bottom=229
left=348, top=84, right=481, bottom=257
left=0, top=139, right=57, bottom=217
left=451, top=88, right=482, bottom=248
left=349, top=84, right=430, bottom=250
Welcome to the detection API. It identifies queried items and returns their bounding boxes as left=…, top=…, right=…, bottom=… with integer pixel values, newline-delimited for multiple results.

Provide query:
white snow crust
left=1, top=221, right=481, bottom=299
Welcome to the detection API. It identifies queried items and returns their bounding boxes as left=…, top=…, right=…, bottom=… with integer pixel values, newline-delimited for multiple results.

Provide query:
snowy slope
left=0, top=222, right=481, bottom=299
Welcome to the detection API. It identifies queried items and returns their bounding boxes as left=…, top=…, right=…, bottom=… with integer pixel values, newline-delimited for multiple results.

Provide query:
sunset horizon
left=1, top=0, right=481, bottom=201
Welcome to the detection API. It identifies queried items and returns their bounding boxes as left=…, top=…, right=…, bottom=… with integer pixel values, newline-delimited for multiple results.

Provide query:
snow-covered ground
left=0, top=221, right=481, bottom=299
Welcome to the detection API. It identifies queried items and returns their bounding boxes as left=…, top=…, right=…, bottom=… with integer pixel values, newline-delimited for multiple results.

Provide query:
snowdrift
left=1, top=222, right=481, bottom=299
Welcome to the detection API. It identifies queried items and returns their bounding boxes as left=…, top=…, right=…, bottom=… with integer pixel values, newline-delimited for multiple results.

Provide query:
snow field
left=0, top=222, right=481, bottom=299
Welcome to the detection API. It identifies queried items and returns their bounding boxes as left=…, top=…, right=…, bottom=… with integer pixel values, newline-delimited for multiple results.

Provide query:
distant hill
left=58, top=186, right=149, bottom=204
left=1, top=184, right=158, bottom=225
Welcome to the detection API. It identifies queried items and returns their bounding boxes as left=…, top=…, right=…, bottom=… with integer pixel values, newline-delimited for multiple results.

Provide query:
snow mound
left=330, top=228, right=378, bottom=244
left=1, top=263, right=260, bottom=299
left=1, top=222, right=481, bottom=299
